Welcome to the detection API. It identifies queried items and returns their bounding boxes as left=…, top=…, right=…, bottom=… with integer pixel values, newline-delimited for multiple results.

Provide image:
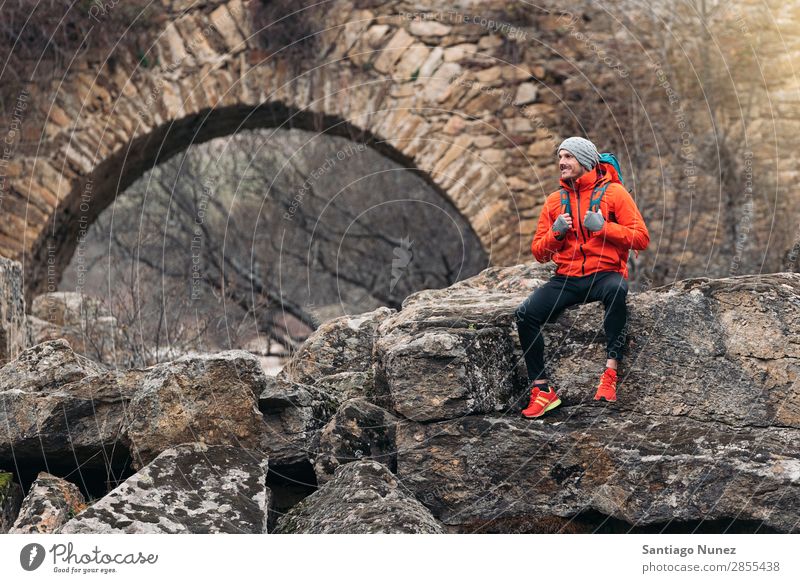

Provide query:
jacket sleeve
left=531, top=197, right=567, bottom=263
left=598, top=184, right=649, bottom=251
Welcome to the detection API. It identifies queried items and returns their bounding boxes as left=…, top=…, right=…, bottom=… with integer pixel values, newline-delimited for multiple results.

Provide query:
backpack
left=557, top=152, right=641, bottom=259
left=559, top=152, right=624, bottom=217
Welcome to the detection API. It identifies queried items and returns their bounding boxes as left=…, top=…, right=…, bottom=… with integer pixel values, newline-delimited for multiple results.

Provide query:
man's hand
left=552, top=213, right=573, bottom=239
left=583, top=209, right=605, bottom=232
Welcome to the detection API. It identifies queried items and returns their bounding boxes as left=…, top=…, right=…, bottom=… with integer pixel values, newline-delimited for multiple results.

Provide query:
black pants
left=514, top=270, right=628, bottom=382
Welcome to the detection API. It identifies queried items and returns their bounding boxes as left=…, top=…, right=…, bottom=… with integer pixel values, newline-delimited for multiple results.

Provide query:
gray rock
left=0, top=471, right=23, bottom=533
left=371, top=267, right=800, bottom=429
left=259, top=376, right=338, bottom=466
left=0, top=340, right=135, bottom=469
left=314, top=398, right=398, bottom=484
left=375, top=324, right=525, bottom=422
left=396, top=411, right=800, bottom=532
left=368, top=266, right=554, bottom=421
left=9, top=472, right=86, bottom=534
left=0, top=257, right=27, bottom=367
left=0, top=338, right=105, bottom=393
left=123, top=350, right=268, bottom=469
left=278, top=307, right=395, bottom=393
left=59, top=444, right=270, bottom=533
left=315, top=370, right=373, bottom=402
left=275, top=460, right=443, bottom=534
left=542, top=273, right=800, bottom=428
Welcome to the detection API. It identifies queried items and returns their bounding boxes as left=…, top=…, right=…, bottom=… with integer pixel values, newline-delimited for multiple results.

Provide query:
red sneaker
left=521, top=384, right=561, bottom=418
left=594, top=368, right=617, bottom=402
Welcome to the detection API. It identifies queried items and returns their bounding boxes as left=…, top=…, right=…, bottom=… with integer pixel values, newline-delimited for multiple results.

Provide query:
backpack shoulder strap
left=589, top=183, right=610, bottom=213
left=559, top=188, right=571, bottom=216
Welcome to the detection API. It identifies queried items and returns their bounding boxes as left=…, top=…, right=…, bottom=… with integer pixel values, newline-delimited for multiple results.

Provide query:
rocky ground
left=0, top=257, right=798, bottom=533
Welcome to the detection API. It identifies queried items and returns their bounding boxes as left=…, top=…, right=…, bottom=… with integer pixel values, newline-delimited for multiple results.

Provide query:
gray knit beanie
left=557, top=137, right=599, bottom=171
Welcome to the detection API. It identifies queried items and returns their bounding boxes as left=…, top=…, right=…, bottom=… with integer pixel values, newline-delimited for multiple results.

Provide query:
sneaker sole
left=594, top=394, right=616, bottom=402
left=521, top=398, right=561, bottom=418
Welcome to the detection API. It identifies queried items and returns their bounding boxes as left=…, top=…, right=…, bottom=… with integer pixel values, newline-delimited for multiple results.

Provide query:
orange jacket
left=531, top=162, right=649, bottom=279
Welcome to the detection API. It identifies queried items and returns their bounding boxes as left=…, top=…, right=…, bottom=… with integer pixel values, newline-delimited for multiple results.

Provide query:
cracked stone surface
left=123, top=350, right=268, bottom=469
left=59, top=443, right=270, bottom=533
left=396, top=410, right=800, bottom=532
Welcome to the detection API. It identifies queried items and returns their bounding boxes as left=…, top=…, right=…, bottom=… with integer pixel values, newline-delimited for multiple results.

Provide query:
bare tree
left=62, top=128, right=488, bottom=358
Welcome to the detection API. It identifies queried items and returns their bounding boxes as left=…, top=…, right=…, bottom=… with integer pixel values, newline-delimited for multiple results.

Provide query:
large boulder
left=0, top=338, right=105, bottom=392
left=9, top=472, right=86, bottom=534
left=0, top=257, right=27, bottom=366
left=258, top=376, right=338, bottom=466
left=559, top=270, right=797, bottom=426
left=59, top=444, right=270, bottom=533
left=397, top=410, right=800, bottom=532
left=123, top=350, right=268, bottom=469
left=541, top=273, right=800, bottom=428
left=278, top=307, right=395, bottom=397
left=370, top=268, right=800, bottom=429
left=0, top=340, right=137, bottom=472
left=309, top=265, right=800, bottom=532
left=370, top=265, right=551, bottom=420
left=374, top=324, right=525, bottom=422
left=313, top=398, right=399, bottom=484
left=274, top=460, right=443, bottom=534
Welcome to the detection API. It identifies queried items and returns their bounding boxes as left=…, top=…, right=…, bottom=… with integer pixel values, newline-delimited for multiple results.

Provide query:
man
left=514, top=136, right=649, bottom=417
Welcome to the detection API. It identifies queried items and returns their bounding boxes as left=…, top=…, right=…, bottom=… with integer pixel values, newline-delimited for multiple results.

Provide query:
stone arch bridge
left=1, top=0, right=578, bottom=298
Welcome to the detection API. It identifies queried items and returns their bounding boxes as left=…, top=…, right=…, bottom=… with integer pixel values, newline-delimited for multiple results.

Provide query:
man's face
left=558, top=149, right=586, bottom=181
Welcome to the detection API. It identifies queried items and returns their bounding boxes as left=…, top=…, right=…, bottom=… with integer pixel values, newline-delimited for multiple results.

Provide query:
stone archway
left=29, top=103, right=481, bottom=297
left=2, top=0, right=566, bottom=297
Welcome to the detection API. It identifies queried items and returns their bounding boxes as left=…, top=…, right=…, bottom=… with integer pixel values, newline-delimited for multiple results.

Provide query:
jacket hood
left=559, top=161, right=620, bottom=192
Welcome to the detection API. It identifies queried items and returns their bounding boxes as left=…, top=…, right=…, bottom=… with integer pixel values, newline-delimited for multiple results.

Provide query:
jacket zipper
left=574, top=189, right=588, bottom=275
